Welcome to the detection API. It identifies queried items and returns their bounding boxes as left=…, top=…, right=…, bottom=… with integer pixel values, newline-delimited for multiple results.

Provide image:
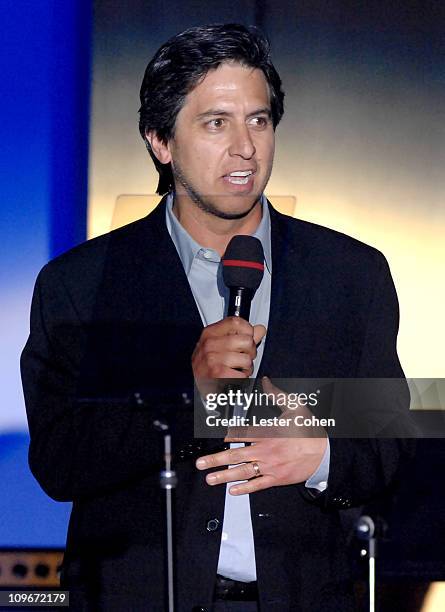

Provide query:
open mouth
left=224, top=170, right=255, bottom=185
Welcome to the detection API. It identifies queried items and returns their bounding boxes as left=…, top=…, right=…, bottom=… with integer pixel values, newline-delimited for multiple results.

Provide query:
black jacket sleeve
left=21, top=263, right=163, bottom=502
left=303, top=252, right=416, bottom=510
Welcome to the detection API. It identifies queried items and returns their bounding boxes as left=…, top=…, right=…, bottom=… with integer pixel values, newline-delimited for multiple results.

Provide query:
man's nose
left=228, top=124, right=256, bottom=159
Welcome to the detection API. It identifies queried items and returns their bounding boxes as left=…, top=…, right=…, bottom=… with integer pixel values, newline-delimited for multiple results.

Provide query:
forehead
left=181, top=62, right=271, bottom=114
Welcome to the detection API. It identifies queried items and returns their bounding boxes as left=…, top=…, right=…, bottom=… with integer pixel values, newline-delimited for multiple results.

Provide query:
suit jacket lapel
left=136, top=197, right=203, bottom=330
left=257, top=203, right=314, bottom=378
left=84, top=196, right=203, bottom=397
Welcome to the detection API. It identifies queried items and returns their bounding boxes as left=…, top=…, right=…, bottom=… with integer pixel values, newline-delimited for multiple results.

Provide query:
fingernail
left=196, top=458, right=206, bottom=468
left=207, top=474, right=217, bottom=483
left=230, top=486, right=239, bottom=495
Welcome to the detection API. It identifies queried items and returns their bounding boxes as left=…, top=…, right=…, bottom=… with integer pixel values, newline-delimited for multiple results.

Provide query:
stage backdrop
left=0, top=0, right=91, bottom=546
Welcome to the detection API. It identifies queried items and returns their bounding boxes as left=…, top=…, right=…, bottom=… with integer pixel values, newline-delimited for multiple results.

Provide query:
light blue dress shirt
left=165, top=193, right=330, bottom=581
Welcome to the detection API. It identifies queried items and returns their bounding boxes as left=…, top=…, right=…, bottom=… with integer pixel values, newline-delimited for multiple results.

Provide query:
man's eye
left=207, top=118, right=225, bottom=129
left=250, top=116, right=268, bottom=127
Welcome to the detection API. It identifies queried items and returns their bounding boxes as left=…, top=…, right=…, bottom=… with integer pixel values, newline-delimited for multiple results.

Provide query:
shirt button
left=206, top=518, right=220, bottom=532
left=203, top=250, right=213, bottom=259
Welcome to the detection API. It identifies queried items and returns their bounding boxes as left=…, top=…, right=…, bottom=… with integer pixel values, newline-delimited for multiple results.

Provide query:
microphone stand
left=159, top=432, right=177, bottom=612
left=134, top=392, right=183, bottom=612
left=79, top=389, right=194, bottom=612
left=356, top=515, right=377, bottom=612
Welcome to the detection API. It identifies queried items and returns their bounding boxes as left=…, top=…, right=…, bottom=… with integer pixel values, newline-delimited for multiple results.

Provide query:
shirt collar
left=165, top=192, right=272, bottom=275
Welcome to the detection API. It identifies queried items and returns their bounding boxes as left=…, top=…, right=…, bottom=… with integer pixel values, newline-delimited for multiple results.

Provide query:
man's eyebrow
left=246, top=107, right=272, bottom=119
left=195, top=107, right=272, bottom=121
left=195, top=109, right=231, bottom=120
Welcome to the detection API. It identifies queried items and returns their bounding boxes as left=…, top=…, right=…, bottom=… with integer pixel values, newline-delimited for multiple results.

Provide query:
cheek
left=172, top=144, right=210, bottom=181
left=192, top=144, right=223, bottom=178
left=255, top=133, right=275, bottom=163
left=266, top=134, right=275, bottom=160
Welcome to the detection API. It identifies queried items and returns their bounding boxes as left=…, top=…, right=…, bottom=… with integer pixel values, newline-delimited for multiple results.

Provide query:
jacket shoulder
left=272, top=208, right=387, bottom=268
left=38, top=202, right=165, bottom=285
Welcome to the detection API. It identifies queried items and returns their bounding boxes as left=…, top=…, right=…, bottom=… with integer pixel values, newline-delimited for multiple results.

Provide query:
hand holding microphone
left=192, top=236, right=266, bottom=384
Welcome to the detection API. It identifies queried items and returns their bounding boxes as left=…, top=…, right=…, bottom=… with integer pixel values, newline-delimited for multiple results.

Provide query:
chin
left=210, top=195, right=261, bottom=220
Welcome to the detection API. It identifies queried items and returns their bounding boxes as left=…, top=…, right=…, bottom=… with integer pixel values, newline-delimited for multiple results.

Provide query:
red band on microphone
left=222, top=259, right=264, bottom=271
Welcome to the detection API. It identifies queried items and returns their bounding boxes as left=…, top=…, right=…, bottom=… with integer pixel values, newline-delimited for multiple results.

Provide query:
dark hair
left=138, top=23, right=285, bottom=195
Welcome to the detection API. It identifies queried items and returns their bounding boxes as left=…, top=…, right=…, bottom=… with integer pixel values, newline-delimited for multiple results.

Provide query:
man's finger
left=228, top=475, right=275, bottom=495
left=202, top=333, right=257, bottom=357
left=196, top=445, right=255, bottom=469
left=216, top=350, right=254, bottom=372
left=204, top=316, right=254, bottom=338
left=205, top=461, right=261, bottom=485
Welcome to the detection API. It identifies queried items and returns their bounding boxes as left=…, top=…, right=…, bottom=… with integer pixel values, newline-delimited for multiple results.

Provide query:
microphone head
left=222, top=235, right=265, bottom=291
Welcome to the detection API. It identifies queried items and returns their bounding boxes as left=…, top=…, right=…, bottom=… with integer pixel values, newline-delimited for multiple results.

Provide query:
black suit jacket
left=21, top=199, right=410, bottom=611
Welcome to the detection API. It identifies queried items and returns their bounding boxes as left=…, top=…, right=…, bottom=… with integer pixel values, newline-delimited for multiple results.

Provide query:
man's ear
left=145, top=130, right=172, bottom=164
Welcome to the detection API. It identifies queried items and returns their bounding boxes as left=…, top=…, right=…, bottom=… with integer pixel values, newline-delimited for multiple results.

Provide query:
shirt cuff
left=305, top=438, right=330, bottom=492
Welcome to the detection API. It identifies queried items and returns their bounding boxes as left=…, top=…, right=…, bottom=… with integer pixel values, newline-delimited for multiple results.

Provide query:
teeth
left=228, top=176, right=250, bottom=185
left=229, top=171, right=252, bottom=177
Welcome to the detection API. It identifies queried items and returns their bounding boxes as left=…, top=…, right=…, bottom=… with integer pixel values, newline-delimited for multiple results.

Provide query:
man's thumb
left=253, top=324, right=267, bottom=346
left=261, top=375, right=283, bottom=399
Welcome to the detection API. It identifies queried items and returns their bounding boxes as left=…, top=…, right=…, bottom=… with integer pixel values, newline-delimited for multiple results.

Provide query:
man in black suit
left=21, top=24, right=411, bottom=611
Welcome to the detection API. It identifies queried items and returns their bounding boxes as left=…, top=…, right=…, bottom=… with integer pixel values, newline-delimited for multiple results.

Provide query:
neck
left=172, top=195, right=263, bottom=256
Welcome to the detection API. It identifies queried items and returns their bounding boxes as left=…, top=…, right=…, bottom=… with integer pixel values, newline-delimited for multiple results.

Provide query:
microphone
left=222, top=235, right=265, bottom=320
